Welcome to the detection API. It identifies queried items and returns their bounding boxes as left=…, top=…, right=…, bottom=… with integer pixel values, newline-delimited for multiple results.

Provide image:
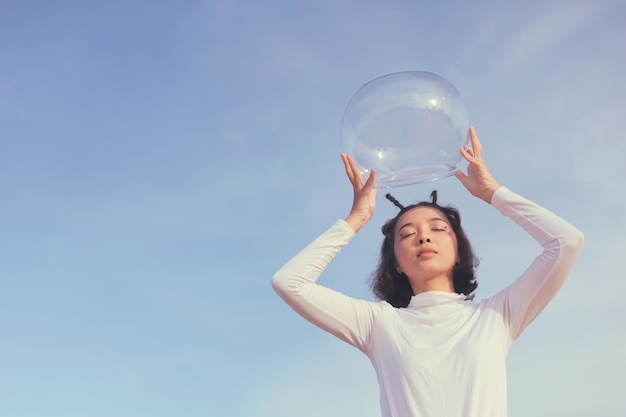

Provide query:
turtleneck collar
left=407, top=291, right=466, bottom=309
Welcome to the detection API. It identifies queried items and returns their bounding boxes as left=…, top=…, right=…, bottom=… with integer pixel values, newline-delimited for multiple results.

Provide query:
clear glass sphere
left=341, top=71, right=470, bottom=188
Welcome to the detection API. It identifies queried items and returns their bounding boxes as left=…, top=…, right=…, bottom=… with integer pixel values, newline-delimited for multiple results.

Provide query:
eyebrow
left=397, top=217, right=447, bottom=232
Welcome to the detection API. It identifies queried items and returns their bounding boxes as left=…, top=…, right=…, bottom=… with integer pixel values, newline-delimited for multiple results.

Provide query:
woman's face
left=393, top=206, right=459, bottom=291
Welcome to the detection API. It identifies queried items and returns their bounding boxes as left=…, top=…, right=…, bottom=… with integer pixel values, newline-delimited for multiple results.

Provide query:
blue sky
left=1, top=0, right=625, bottom=416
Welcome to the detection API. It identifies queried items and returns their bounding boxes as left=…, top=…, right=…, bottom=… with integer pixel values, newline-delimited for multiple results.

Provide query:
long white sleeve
left=489, top=187, right=584, bottom=340
left=271, top=219, right=385, bottom=352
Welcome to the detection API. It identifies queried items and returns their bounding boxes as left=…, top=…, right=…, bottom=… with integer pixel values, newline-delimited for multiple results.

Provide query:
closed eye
left=400, top=232, right=416, bottom=239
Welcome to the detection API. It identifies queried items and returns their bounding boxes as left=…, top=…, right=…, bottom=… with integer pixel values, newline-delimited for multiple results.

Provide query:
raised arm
left=271, top=220, right=383, bottom=352
left=271, top=154, right=383, bottom=352
left=491, top=188, right=583, bottom=339
left=455, top=127, right=584, bottom=339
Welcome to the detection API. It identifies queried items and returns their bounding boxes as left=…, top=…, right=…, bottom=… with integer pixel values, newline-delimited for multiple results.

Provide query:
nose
left=418, top=238, right=431, bottom=245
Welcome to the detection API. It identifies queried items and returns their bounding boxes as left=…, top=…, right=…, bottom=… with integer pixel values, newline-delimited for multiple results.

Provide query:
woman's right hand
left=341, top=153, right=377, bottom=233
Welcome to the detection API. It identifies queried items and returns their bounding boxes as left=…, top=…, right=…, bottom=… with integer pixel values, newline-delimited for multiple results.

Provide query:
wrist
left=345, top=213, right=368, bottom=233
left=485, top=183, right=502, bottom=204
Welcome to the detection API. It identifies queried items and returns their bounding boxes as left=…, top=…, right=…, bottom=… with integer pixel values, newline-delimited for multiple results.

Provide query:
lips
left=417, top=248, right=437, bottom=257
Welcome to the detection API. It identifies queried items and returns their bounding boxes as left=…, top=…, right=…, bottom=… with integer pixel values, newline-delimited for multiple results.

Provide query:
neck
left=409, top=275, right=454, bottom=295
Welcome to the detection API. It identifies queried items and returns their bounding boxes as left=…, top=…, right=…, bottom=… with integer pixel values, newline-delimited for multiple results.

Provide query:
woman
left=271, top=127, right=584, bottom=417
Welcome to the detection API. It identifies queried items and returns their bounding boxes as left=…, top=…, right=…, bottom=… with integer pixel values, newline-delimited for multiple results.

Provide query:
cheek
left=440, top=233, right=459, bottom=259
left=450, top=233, right=458, bottom=251
left=450, top=234, right=459, bottom=258
left=393, top=245, right=403, bottom=262
left=393, top=242, right=411, bottom=263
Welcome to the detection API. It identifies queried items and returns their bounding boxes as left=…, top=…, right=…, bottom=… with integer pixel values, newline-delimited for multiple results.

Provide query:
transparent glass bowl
left=341, top=71, right=470, bottom=188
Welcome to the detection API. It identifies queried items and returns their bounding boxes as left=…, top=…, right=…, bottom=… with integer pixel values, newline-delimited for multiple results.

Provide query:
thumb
left=455, top=169, right=467, bottom=185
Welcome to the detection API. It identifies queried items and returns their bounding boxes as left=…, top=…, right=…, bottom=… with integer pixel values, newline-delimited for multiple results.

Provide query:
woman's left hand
left=455, top=126, right=501, bottom=204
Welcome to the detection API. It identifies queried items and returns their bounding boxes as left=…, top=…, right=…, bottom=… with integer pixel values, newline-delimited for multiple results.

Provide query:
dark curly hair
left=370, top=190, right=479, bottom=308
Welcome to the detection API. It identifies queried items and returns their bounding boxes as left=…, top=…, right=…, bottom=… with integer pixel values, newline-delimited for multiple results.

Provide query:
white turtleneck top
left=272, top=187, right=583, bottom=417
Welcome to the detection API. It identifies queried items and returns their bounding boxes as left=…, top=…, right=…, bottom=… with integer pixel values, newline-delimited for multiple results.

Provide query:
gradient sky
left=1, top=0, right=625, bottom=416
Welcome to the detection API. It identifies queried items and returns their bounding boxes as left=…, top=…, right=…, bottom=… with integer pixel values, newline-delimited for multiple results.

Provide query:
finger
left=468, top=126, right=483, bottom=159
left=454, top=169, right=469, bottom=187
left=363, top=168, right=377, bottom=189
left=346, top=154, right=365, bottom=186
left=341, top=153, right=356, bottom=184
left=459, top=145, right=474, bottom=162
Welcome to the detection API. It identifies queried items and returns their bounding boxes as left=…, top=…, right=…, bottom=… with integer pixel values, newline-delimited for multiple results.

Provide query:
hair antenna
left=385, top=193, right=405, bottom=210
left=430, top=190, right=438, bottom=205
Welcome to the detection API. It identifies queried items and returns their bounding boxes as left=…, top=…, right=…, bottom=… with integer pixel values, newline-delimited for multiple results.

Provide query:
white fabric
left=272, top=187, right=584, bottom=417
